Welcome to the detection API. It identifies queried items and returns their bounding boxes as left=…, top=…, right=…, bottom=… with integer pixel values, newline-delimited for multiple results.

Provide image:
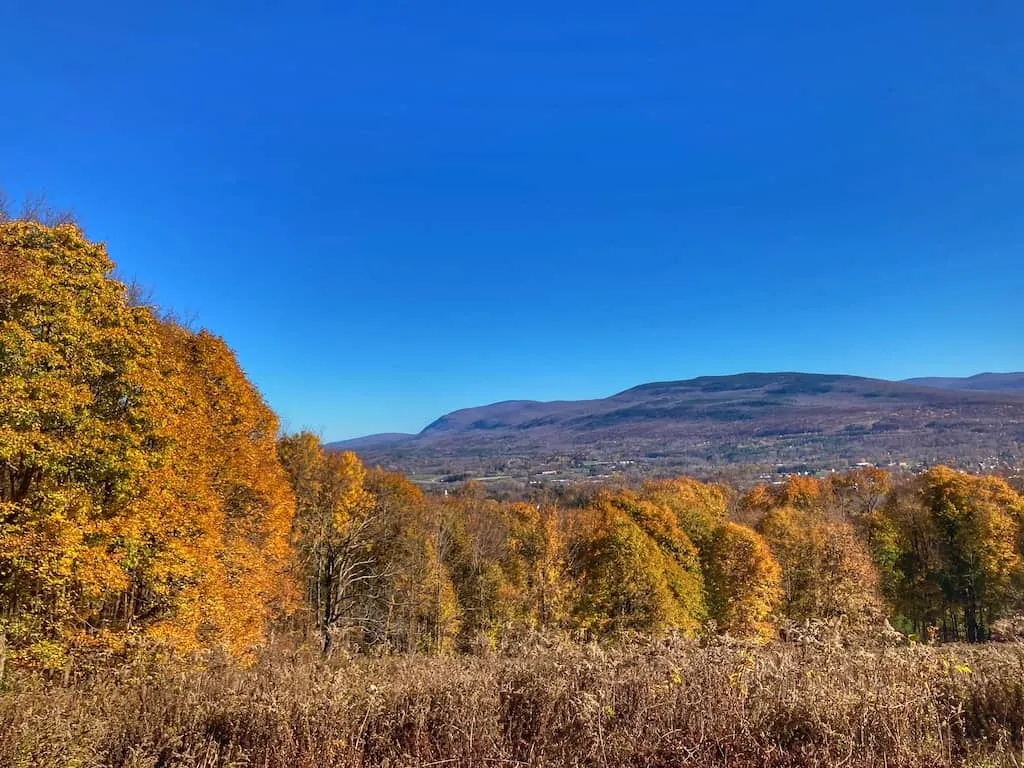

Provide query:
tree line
left=2, top=220, right=1023, bottom=667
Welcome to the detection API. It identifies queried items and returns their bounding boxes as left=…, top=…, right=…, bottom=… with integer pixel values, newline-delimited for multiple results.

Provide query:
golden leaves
left=1, top=221, right=296, bottom=661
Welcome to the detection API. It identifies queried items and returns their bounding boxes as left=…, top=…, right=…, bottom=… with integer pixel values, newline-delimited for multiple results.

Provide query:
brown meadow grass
left=2, top=639, right=1023, bottom=767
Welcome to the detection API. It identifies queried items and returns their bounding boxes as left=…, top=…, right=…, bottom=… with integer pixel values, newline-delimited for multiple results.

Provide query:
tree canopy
left=0, top=221, right=294, bottom=666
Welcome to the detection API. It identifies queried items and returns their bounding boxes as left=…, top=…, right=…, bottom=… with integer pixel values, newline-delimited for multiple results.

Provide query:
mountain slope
left=331, top=432, right=416, bottom=450
left=902, top=373, right=1024, bottom=391
left=330, top=372, right=1024, bottom=476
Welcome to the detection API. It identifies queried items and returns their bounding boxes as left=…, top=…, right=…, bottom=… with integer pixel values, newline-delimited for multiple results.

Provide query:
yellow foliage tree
left=0, top=221, right=295, bottom=665
left=758, top=504, right=882, bottom=624
left=917, top=467, right=1024, bottom=641
left=703, top=522, right=782, bottom=639
left=570, top=490, right=705, bottom=637
left=278, top=434, right=378, bottom=652
left=364, top=468, right=459, bottom=651
left=639, top=477, right=729, bottom=549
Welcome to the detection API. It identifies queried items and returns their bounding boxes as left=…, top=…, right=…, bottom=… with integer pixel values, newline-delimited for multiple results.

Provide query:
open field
left=3, top=640, right=1024, bottom=768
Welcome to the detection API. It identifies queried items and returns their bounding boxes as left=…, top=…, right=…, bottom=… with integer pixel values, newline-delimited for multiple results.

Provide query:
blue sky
left=3, top=1, right=1022, bottom=439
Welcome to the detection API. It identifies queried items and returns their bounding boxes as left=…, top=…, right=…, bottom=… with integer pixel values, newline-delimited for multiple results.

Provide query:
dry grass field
left=3, top=639, right=1024, bottom=768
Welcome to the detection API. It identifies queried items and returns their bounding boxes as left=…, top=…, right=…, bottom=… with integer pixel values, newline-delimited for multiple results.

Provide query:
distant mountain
left=330, top=432, right=415, bottom=450
left=329, top=372, right=1024, bottom=478
left=902, top=373, right=1024, bottom=392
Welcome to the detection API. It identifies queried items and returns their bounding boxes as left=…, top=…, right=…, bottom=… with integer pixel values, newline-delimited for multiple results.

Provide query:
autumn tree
left=828, top=467, right=892, bottom=519
left=278, top=435, right=379, bottom=652
left=775, top=475, right=825, bottom=511
left=363, top=468, right=459, bottom=651
left=0, top=221, right=295, bottom=665
left=859, top=467, right=1024, bottom=641
left=0, top=221, right=168, bottom=664
left=916, top=467, right=1023, bottom=641
left=757, top=504, right=882, bottom=624
left=569, top=490, right=705, bottom=638
left=639, top=477, right=729, bottom=550
left=433, top=484, right=546, bottom=649
left=517, top=502, right=573, bottom=632
left=921, top=468, right=1024, bottom=643
left=155, top=326, right=296, bottom=656
left=703, top=522, right=782, bottom=638
left=862, top=482, right=946, bottom=636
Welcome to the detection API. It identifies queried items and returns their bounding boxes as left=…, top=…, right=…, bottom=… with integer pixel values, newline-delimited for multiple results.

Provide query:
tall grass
left=2, top=640, right=1023, bottom=767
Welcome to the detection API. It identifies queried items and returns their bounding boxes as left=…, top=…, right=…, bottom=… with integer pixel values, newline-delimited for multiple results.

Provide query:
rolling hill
left=329, top=372, right=1024, bottom=478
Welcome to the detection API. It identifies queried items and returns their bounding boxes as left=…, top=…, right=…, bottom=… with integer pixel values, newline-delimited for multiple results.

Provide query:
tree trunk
left=965, top=600, right=980, bottom=643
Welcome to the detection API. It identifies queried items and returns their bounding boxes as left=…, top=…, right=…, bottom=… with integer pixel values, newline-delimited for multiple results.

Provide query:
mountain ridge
left=328, top=372, right=1024, bottom=477
left=902, top=372, right=1024, bottom=391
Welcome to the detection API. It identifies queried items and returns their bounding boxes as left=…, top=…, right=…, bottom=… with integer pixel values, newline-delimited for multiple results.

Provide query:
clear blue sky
left=3, top=1, right=1022, bottom=439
